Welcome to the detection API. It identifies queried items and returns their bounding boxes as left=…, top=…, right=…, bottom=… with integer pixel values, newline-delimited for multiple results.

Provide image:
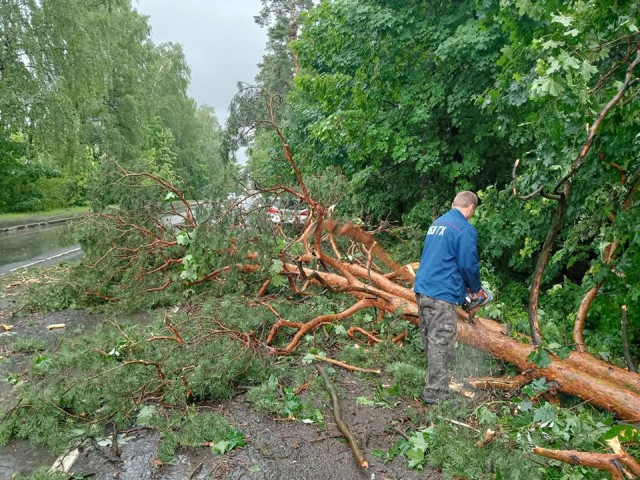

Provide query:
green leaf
left=136, top=405, right=157, bottom=426
left=269, top=259, right=287, bottom=287
left=559, top=52, right=580, bottom=70
left=406, top=447, right=425, bottom=470
left=551, top=14, right=573, bottom=27
left=282, top=387, right=302, bottom=416
left=528, top=347, right=551, bottom=368
left=211, top=430, right=246, bottom=455
left=176, top=230, right=190, bottom=246
left=211, top=440, right=231, bottom=454
left=476, top=405, right=498, bottom=425
left=533, top=402, right=557, bottom=424
left=356, top=396, right=376, bottom=406
left=180, top=254, right=199, bottom=281
left=547, top=343, right=571, bottom=359
left=547, top=77, right=561, bottom=96
left=580, top=61, right=598, bottom=82
left=601, top=424, right=639, bottom=443
left=518, top=399, right=533, bottom=412
left=541, top=40, right=562, bottom=50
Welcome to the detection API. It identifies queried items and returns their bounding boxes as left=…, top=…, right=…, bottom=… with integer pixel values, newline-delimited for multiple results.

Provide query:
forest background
left=1, top=1, right=639, bottom=479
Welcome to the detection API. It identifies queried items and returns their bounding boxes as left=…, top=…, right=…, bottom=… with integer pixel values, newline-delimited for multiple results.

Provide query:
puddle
left=0, top=440, right=59, bottom=479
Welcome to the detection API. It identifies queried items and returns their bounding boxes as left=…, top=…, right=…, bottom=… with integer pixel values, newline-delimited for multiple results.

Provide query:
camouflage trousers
left=415, top=293, right=457, bottom=400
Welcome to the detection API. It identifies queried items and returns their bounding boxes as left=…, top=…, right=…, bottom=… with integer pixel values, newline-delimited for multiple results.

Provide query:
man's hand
left=466, top=290, right=485, bottom=323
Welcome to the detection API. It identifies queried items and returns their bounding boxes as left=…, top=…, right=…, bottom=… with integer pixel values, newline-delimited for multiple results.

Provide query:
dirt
left=70, top=387, right=441, bottom=480
left=0, top=293, right=443, bottom=480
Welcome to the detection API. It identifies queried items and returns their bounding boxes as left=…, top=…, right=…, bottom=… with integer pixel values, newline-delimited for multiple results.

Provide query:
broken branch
left=312, top=355, right=381, bottom=374
left=317, top=367, right=369, bottom=468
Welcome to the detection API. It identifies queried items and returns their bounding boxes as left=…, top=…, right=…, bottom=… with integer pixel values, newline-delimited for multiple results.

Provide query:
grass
left=0, top=206, right=90, bottom=222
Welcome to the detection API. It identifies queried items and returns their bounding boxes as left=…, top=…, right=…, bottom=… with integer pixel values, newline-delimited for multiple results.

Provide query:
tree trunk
left=285, top=263, right=640, bottom=421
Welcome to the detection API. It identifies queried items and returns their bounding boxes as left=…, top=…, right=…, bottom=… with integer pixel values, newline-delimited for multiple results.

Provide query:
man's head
left=452, top=191, right=478, bottom=220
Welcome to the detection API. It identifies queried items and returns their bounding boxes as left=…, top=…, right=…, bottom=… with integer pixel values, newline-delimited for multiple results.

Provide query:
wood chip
left=46, top=324, right=66, bottom=330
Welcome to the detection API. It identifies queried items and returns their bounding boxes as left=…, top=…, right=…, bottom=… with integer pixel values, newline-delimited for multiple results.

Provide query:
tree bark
left=621, top=305, right=638, bottom=373
left=527, top=184, right=569, bottom=346
left=534, top=437, right=640, bottom=480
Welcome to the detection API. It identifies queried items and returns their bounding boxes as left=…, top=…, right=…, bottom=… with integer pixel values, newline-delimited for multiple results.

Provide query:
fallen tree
left=71, top=87, right=639, bottom=475
left=80, top=90, right=640, bottom=423
left=263, top=259, right=640, bottom=422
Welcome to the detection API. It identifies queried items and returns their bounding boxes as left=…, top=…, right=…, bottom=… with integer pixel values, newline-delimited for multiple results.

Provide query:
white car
left=267, top=197, right=309, bottom=226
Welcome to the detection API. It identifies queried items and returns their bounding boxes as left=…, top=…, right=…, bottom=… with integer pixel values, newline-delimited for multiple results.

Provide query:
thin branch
left=347, top=326, right=381, bottom=345
left=513, top=158, right=546, bottom=200
left=621, top=306, right=637, bottom=373
left=317, top=367, right=369, bottom=469
left=312, top=355, right=381, bottom=374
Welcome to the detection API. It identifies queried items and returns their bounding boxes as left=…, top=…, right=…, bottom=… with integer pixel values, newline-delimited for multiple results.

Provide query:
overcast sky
left=134, top=0, right=267, bottom=123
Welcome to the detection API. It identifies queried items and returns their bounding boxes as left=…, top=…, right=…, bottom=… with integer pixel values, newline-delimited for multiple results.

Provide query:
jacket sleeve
left=456, top=227, right=482, bottom=293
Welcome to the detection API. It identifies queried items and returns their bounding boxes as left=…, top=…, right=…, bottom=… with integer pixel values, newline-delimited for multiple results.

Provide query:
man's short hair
left=452, top=191, right=478, bottom=209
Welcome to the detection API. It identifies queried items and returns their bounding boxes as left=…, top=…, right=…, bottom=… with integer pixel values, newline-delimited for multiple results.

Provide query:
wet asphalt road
left=0, top=224, right=82, bottom=276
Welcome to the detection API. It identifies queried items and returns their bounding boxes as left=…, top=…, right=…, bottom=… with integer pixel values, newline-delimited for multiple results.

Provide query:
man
left=413, top=191, right=482, bottom=405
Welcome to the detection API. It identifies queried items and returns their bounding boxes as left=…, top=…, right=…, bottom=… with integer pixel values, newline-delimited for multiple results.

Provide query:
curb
left=0, top=217, right=75, bottom=234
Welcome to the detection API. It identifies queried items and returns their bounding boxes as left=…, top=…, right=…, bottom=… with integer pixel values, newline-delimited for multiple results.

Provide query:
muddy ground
left=0, top=293, right=444, bottom=479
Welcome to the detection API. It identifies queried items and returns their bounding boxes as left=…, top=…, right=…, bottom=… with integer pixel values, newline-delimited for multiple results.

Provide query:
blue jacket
left=414, top=208, right=481, bottom=304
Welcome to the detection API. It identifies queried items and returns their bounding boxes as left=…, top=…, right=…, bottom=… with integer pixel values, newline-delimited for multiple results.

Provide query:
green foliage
left=11, top=468, right=68, bottom=480
left=402, top=427, right=434, bottom=471
left=0, top=311, right=272, bottom=454
left=0, top=264, right=79, bottom=314
left=602, top=423, right=639, bottom=444
left=246, top=374, right=323, bottom=423
left=21, top=278, right=80, bottom=313
left=374, top=396, right=616, bottom=479
left=7, top=338, right=46, bottom=354
left=283, top=0, right=514, bottom=225
left=385, top=363, right=425, bottom=399
left=254, top=0, right=314, bottom=95
left=528, top=347, right=552, bottom=368
left=149, top=409, right=242, bottom=463
left=0, top=0, right=226, bottom=213
left=210, top=430, right=246, bottom=455
left=374, top=427, right=435, bottom=471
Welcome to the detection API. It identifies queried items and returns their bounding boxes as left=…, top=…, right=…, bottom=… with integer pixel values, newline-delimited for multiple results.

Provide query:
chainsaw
left=462, top=287, right=494, bottom=318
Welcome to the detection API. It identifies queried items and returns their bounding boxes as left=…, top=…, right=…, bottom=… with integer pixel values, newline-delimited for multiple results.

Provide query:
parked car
left=267, top=196, right=309, bottom=226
